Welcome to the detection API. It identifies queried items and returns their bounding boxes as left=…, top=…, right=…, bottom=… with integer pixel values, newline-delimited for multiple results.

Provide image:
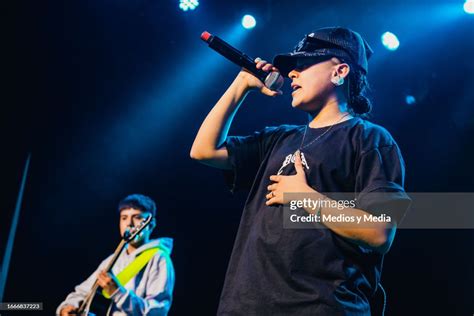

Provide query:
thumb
left=294, top=150, right=305, bottom=175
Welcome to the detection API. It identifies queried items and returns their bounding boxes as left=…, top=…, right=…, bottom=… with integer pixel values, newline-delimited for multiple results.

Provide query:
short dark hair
left=118, top=194, right=156, bottom=217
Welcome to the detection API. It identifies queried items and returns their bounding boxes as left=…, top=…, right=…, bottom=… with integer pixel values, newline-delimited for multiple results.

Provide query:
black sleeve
left=223, top=126, right=283, bottom=193
left=354, top=144, right=411, bottom=224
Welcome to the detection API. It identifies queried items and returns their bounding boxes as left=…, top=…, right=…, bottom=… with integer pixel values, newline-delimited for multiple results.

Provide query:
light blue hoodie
left=56, top=238, right=174, bottom=316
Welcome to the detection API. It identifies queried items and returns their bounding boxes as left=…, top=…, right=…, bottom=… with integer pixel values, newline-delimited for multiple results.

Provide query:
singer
left=191, top=27, right=411, bottom=315
left=56, top=194, right=175, bottom=316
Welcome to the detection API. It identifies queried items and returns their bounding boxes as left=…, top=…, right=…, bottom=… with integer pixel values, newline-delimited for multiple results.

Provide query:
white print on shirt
left=277, top=152, right=310, bottom=175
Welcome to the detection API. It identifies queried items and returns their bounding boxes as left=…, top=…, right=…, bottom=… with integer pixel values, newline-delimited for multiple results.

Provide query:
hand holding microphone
left=200, top=31, right=284, bottom=94
left=239, top=58, right=283, bottom=97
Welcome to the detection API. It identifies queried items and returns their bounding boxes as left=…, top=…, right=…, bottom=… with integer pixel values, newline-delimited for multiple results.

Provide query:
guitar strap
left=102, top=246, right=169, bottom=299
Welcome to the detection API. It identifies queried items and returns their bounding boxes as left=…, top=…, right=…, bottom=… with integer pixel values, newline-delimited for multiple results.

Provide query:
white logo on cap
left=308, top=33, right=315, bottom=37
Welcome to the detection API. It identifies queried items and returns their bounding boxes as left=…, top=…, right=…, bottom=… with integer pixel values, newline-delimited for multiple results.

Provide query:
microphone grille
left=264, top=72, right=284, bottom=91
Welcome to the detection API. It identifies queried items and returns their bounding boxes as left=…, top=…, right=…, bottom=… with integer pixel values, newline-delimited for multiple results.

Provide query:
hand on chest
left=277, top=151, right=310, bottom=175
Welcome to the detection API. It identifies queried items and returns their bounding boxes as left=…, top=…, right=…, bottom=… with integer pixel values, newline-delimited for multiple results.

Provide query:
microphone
left=125, top=225, right=140, bottom=239
left=201, top=31, right=284, bottom=91
left=124, top=226, right=133, bottom=239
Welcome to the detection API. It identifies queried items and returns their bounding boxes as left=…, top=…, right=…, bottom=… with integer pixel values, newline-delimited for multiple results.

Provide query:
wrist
left=235, top=71, right=257, bottom=92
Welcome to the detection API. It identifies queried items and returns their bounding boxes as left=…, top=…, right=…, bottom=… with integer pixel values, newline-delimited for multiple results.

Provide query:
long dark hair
left=345, top=63, right=372, bottom=117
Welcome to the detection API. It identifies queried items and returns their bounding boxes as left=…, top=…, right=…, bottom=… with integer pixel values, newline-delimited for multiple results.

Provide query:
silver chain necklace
left=298, top=113, right=351, bottom=151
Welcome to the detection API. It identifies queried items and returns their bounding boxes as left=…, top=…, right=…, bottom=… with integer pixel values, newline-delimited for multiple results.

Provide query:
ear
left=333, top=63, right=351, bottom=79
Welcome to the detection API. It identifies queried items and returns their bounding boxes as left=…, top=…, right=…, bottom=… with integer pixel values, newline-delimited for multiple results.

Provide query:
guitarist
left=57, top=194, right=175, bottom=316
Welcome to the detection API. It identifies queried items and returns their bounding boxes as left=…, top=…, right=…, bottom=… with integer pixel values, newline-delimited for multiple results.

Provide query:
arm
left=190, top=61, right=282, bottom=169
left=305, top=193, right=396, bottom=254
left=110, top=255, right=175, bottom=316
left=266, top=151, right=396, bottom=255
left=56, top=259, right=110, bottom=315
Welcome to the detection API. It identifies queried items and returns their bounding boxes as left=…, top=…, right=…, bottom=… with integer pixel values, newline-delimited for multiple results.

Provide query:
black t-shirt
left=217, top=117, right=411, bottom=316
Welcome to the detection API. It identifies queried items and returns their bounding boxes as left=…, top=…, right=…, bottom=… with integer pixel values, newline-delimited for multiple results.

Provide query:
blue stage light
left=179, top=0, right=199, bottom=11
left=405, top=95, right=416, bottom=105
left=381, top=32, right=400, bottom=51
left=464, top=0, right=474, bottom=14
left=242, top=15, right=256, bottom=29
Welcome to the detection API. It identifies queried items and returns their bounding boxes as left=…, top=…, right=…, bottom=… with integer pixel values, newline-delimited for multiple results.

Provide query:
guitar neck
left=103, top=239, right=128, bottom=272
left=77, top=239, right=128, bottom=314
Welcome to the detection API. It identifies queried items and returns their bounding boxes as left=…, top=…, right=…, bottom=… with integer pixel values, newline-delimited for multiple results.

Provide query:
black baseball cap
left=273, top=27, right=374, bottom=77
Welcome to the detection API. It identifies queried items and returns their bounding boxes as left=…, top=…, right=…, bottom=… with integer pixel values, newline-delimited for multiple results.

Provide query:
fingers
left=97, top=276, right=106, bottom=288
left=99, top=270, right=108, bottom=280
left=254, top=57, right=264, bottom=68
left=294, top=150, right=305, bottom=175
left=254, top=57, right=277, bottom=72
left=262, top=63, right=274, bottom=72
left=265, top=189, right=278, bottom=202
left=97, top=270, right=111, bottom=288
left=261, top=86, right=283, bottom=97
left=61, top=305, right=77, bottom=315
left=269, top=175, right=281, bottom=182
left=266, top=180, right=280, bottom=202
left=254, top=57, right=283, bottom=96
left=268, top=184, right=280, bottom=191
left=265, top=196, right=278, bottom=206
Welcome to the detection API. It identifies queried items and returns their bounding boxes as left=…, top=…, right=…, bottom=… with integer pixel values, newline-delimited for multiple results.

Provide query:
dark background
left=3, top=0, right=474, bottom=315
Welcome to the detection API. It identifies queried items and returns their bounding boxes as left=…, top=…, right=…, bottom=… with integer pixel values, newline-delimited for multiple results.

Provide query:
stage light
left=242, top=15, right=256, bottom=29
left=179, top=0, right=199, bottom=11
left=93, top=24, right=249, bottom=173
left=381, top=32, right=400, bottom=51
left=405, top=95, right=416, bottom=105
left=464, top=0, right=474, bottom=14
